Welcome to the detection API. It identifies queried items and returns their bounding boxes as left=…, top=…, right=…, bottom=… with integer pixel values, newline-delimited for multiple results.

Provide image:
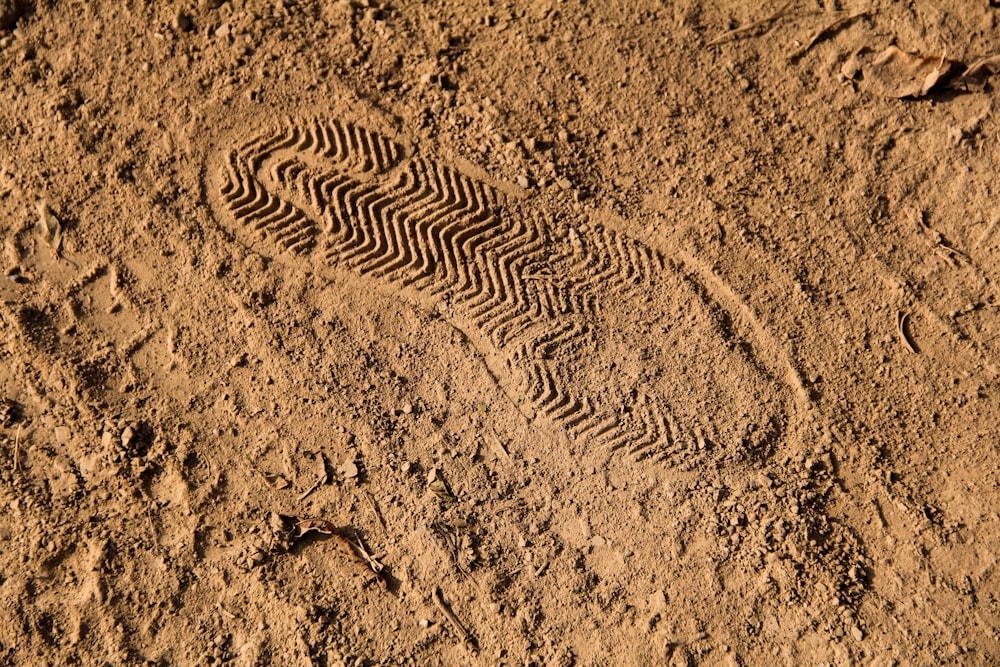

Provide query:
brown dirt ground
left=2, top=1, right=1000, bottom=665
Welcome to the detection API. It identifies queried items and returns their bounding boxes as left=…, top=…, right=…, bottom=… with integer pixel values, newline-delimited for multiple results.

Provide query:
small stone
left=516, top=175, right=530, bottom=188
left=850, top=625, right=864, bottom=641
left=418, top=618, right=431, bottom=628
left=215, top=22, right=231, bottom=37
left=401, top=402, right=413, bottom=415
left=557, top=177, right=572, bottom=190
left=557, top=129, right=569, bottom=142
left=121, top=426, right=135, bottom=449
left=948, top=126, right=963, bottom=147
left=340, top=458, right=359, bottom=479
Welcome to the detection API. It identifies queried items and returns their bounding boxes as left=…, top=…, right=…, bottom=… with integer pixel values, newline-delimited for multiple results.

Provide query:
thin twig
left=790, top=11, right=869, bottom=61
left=364, top=491, right=387, bottom=533
left=707, top=1, right=797, bottom=46
left=432, top=586, right=477, bottom=652
left=13, top=423, right=21, bottom=472
left=297, top=473, right=327, bottom=502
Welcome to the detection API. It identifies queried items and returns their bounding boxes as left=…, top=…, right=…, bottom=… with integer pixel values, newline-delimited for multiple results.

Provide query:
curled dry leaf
left=35, top=201, right=63, bottom=252
left=262, top=471, right=290, bottom=489
left=866, top=47, right=962, bottom=98
left=865, top=47, right=1000, bottom=98
left=952, top=55, right=1000, bottom=92
left=897, top=312, right=918, bottom=355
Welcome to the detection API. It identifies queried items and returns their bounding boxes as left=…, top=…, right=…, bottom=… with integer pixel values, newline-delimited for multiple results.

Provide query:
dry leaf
left=952, top=54, right=1000, bottom=91
left=35, top=201, right=63, bottom=252
left=262, top=472, right=290, bottom=489
left=865, top=47, right=1000, bottom=98
left=429, top=478, right=457, bottom=503
left=866, top=47, right=962, bottom=98
left=295, top=517, right=337, bottom=536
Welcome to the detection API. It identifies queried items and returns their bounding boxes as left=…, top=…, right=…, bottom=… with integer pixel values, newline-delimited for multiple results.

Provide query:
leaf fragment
left=952, top=54, right=1000, bottom=92
left=427, top=469, right=458, bottom=503
left=35, top=201, right=63, bottom=253
left=429, top=478, right=457, bottom=502
left=864, top=47, right=1000, bottom=99
left=866, top=47, right=962, bottom=98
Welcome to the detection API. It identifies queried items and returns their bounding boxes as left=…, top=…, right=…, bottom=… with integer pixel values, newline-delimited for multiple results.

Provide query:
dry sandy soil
left=2, top=1, right=1000, bottom=665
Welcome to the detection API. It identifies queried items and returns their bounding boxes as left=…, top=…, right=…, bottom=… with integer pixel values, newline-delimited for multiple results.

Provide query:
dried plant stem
left=707, top=1, right=796, bottom=46
left=13, top=423, right=21, bottom=472
left=432, top=586, right=476, bottom=651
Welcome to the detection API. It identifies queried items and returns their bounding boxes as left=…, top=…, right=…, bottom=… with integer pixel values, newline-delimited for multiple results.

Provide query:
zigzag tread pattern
left=211, top=117, right=779, bottom=461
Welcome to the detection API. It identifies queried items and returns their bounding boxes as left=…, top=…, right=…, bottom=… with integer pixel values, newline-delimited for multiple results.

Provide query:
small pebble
left=341, top=458, right=359, bottom=479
